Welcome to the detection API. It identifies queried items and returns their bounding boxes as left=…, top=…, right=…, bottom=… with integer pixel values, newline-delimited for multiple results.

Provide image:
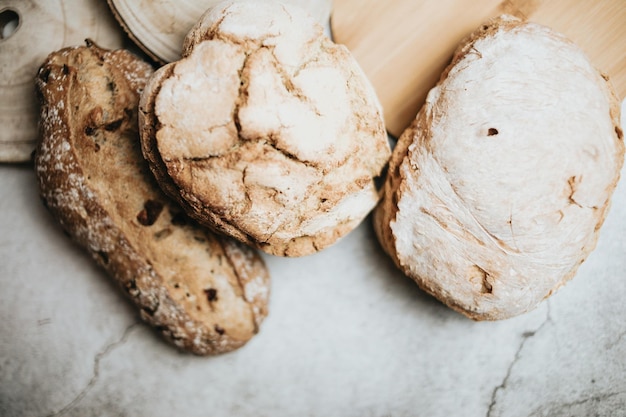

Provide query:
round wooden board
left=0, top=0, right=124, bottom=163
left=107, top=0, right=333, bottom=64
left=331, top=0, right=626, bottom=137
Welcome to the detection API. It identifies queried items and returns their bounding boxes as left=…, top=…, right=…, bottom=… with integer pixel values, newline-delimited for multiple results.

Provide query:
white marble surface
left=1, top=103, right=625, bottom=417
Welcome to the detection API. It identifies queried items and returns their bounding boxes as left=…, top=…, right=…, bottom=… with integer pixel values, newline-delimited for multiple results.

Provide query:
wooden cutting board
left=0, top=0, right=124, bottom=163
left=107, top=0, right=333, bottom=63
left=331, top=0, right=626, bottom=137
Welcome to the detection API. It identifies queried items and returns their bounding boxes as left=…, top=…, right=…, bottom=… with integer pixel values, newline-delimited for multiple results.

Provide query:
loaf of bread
left=374, top=15, right=625, bottom=320
left=34, top=41, right=270, bottom=354
left=139, top=0, right=391, bottom=257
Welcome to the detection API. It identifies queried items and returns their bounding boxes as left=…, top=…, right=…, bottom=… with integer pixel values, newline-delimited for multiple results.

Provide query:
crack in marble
left=526, top=391, right=624, bottom=416
left=45, top=323, right=140, bottom=417
left=486, top=303, right=553, bottom=417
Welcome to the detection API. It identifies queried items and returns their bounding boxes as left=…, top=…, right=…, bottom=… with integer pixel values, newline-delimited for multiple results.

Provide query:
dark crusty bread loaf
left=34, top=41, right=270, bottom=355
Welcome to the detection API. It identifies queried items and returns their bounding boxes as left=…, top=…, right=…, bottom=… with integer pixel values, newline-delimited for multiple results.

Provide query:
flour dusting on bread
left=34, top=42, right=270, bottom=354
left=374, top=15, right=624, bottom=320
left=139, top=0, right=391, bottom=257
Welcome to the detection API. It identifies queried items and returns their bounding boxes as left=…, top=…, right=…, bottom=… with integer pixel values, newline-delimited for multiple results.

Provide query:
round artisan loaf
left=139, top=0, right=390, bottom=257
left=374, top=15, right=625, bottom=320
left=34, top=41, right=270, bottom=355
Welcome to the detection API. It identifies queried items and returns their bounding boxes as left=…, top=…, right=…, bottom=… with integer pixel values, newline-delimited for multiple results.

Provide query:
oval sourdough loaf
left=139, top=0, right=391, bottom=257
left=34, top=41, right=270, bottom=354
left=374, top=15, right=625, bottom=320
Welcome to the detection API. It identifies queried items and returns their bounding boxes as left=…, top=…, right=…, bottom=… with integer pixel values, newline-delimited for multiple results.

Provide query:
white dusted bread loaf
left=34, top=42, right=270, bottom=354
left=374, top=15, right=624, bottom=320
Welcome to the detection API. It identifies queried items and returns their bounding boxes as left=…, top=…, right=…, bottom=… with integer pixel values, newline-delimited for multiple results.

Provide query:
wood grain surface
left=107, top=0, right=333, bottom=64
left=0, top=0, right=124, bottom=163
left=332, top=0, right=626, bottom=137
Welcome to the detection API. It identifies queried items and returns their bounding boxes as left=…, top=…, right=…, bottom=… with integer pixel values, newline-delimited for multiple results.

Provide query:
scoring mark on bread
left=469, top=265, right=493, bottom=295
left=567, top=176, right=583, bottom=208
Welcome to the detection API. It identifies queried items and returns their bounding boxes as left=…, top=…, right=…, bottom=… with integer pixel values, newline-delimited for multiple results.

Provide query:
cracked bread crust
left=139, top=0, right=390, bottom=257
left=34, top=42, right=270, bottom=355
left=374, top=15, right=625, bottom=320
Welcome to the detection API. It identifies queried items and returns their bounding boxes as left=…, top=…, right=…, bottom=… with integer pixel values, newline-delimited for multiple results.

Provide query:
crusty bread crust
left=34, top=41, right=270, bottom=354
left=139, top=1, right=390, bottom=257
left=374, top=15, right=625, bottom=320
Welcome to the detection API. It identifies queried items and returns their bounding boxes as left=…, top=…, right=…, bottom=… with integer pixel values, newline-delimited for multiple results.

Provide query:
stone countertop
left=1, top=105, right=625, bottom=417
